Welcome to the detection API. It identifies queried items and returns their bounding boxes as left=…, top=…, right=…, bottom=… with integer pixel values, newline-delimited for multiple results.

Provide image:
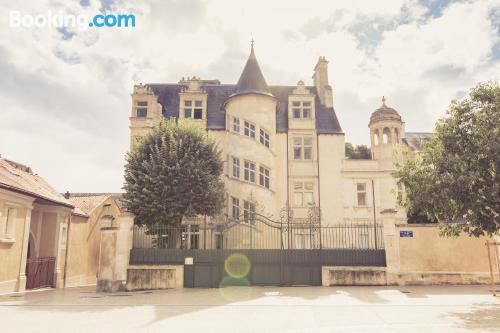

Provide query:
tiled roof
left=148, top=83, right=343, bottom=134
left=0, top=158, right=73, bottom=208
left=68, top=193, right=125, bottom=212
left=403, top=132, right=433, bottom=151
left=68, top=195, right=110, bottom=215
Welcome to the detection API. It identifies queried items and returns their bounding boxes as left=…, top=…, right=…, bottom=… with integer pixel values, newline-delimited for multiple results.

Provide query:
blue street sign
left=400, top=230, right=413, bottom=238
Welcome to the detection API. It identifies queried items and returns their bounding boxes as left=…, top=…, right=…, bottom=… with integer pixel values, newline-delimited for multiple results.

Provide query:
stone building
left=0, top=156, right=123, bottom=294
left=129, top=45, right=430, bottom=226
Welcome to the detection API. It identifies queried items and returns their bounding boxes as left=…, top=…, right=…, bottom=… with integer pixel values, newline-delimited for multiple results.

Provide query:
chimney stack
left=312, top=56, right=333, bottom=108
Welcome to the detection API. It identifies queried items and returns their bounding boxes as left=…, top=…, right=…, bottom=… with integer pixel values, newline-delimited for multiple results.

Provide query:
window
left=184, top=100, right=192, bottom=118
left=231, top=197, right=240, bottom=220
left=189, top=225, right=199, bottom=249
left=293, top=182, right=314, bottom=206
left=397, top=183, right=404, bottom=202
left=293, top=137, right=313, bottom=160
left=374, top=130, right=380, bottom=146
left=382, top=127, right=391, bottom=144
left=215, top=232, right=224, bottom=249
left=232, top=157, right=240, bottom=179
left=184, top=100, right=203, bottom=119
left=232, top=117, right=240, bottom=133
left=356, top=183, right=367, bottom=206
left=243, top=201, right=256, bottom=224
left=244, top=121, right=255, bottom=139
left=259, top=166, right=270, bottom=189
left=1, top=207, right=16, bottom=240
left=244, top=161, right=256, bottom=183
left=136, top=101, right=148, bottom=118
left=259, top=129, right=270, bottom=148
left=291, top=101, right=312, bottom=119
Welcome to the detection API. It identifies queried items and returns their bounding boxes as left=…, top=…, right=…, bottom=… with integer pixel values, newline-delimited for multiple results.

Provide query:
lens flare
left=224, top=253, right=251, bottom=278
left=218, top=276, right=251, bottom=301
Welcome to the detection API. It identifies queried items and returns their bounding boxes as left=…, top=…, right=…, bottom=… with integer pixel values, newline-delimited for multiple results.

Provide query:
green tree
left=345, top=142, right=371, bottom=159
left=395, top=82, right=500, bottom=236
left=123, top=119, right=225, bottom=226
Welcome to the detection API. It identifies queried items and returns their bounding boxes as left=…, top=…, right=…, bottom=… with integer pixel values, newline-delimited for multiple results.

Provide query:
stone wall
left=126, top=265, right=183, bottom=290
left=382, top=209, right=497, bottom=285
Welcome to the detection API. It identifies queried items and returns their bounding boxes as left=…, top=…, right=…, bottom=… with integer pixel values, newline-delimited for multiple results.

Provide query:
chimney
left=312, top=56, right=333, bottom=108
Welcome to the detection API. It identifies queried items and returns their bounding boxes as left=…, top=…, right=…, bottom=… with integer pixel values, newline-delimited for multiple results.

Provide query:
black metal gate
left=130, top=248, right=385, bottom=287
left=26, top=256, right=55, bottom=289
left=130, top=211, right=386, bottom=287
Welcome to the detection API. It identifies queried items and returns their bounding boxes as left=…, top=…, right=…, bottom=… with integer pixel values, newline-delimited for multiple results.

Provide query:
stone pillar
left=17, top=206, right=32, bottom=292
left=96, top=212, right=134, bottom=292
left=380, top=209, right=400, bottom=285
left=115, top=212, right=134, bottom=282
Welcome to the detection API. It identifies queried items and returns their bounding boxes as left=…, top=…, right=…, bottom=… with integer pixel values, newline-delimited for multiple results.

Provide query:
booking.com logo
left=9, top=10, right=136, bottom=31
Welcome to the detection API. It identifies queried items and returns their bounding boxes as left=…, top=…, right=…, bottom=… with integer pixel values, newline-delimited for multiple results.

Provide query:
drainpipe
left=316, top=133, right=322, bottom=249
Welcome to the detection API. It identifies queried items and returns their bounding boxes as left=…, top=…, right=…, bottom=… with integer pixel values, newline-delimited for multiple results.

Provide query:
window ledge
left=227, top=131, right=277, bottom=156
left=353, top=206, right=371, bottom=210
left=0, top=238, right=15, bottom=244
left=225, top=175, right=275, bottom=194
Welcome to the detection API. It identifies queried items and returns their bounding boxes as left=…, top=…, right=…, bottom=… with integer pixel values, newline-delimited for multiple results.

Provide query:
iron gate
left=26, top=256, right=55, bottom=289
left=130, top=212, right=386, bottom=287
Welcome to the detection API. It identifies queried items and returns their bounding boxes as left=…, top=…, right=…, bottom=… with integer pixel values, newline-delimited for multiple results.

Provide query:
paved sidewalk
left=0, top=285, right=499, bottom=332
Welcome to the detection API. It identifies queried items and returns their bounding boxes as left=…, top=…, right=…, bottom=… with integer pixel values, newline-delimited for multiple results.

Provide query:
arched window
left=382, top=127, right=391, bottom=144
left=373, top=129, right=379, bottom=146
left=394, top=128, right=399, bottom=143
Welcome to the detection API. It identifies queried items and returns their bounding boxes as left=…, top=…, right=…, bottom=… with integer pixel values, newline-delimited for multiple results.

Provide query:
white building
left=129, top=45, right=430, bottom=226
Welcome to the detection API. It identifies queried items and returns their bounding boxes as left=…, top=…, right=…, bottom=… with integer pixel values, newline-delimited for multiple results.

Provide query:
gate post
left=96, top=212, right=134, bottom=292
left=380, top=209, right=399, bottom=285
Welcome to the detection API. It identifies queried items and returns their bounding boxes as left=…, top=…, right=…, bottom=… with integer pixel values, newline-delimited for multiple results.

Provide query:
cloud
left=0, top=0, right=498, bottom=192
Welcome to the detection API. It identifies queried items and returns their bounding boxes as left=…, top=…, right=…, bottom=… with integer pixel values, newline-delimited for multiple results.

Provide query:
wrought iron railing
left=132, top=217, right=384, bottom=250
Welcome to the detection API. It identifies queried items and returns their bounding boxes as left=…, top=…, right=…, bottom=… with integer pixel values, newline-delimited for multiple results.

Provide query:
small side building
left=65, top=194, right=123, bottom=288
left=0, top=158, right=74, bottom=294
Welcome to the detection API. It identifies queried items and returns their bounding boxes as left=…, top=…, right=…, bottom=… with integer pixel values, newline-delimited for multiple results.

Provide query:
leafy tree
left=345, top=143, right=371, bottom=159
left=123, top=119, right=225, bottom=226
left=395, top=82, right=500, bottom=236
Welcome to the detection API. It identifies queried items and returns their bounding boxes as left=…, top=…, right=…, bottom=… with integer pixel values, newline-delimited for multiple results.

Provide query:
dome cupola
left=369, top=96, right=402, bottom=126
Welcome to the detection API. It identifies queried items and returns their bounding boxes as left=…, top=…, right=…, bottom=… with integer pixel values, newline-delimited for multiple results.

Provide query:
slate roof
left=147, top=83, right=343, bottom=134
left=403, top=132, right=433, bottom=151
left=146, top=44, right=342, bottom=134
left=0, top=158, right=74, bottom=208
left=231, top=45, right=273, bottom=98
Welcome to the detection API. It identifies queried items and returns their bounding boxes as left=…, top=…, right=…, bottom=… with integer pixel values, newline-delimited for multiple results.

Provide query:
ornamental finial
left=382, top=96, right=386, bottom=106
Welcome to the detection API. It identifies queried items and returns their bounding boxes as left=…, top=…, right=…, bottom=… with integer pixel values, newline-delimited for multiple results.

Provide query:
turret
left=369, top=97, right=405, bottom=164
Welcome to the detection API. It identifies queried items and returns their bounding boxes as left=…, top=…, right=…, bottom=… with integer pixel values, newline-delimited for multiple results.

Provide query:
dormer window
left=136, top=101, right=148, bottom=118
left=184, top=100, right=203, bottom=119
left=292, top=101, right=312, bottom=119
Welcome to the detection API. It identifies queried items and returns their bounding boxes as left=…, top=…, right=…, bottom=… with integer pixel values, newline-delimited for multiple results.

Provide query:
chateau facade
left=129, top=46, right=427, bottom=225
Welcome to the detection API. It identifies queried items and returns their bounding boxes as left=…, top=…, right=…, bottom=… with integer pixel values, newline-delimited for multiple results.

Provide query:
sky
left=0, top=0, right=499, bottom=193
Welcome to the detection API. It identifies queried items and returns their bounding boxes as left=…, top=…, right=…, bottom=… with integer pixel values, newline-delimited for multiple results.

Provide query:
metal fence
left=132, top=218, right=384, bottom=250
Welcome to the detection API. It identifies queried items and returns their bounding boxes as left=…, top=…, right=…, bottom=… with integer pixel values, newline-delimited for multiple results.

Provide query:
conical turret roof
left=231, top=43, right=273, bottom=98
